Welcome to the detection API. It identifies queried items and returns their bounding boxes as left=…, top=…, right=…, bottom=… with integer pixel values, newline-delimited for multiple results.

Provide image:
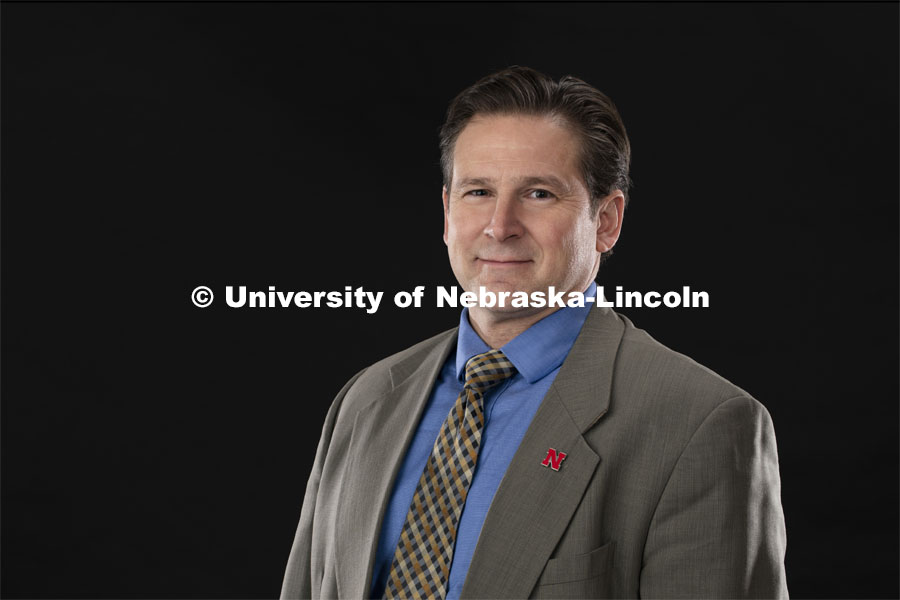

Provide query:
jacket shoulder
left=339, top=326, right=458, bottom=411
left=614, top=313, right=759, bottom=420
left=364, top=326, right=458, bottom=374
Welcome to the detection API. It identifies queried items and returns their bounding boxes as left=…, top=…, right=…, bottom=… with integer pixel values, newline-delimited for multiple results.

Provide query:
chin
left=461, top=281, right=551, bottom=321
left=471, top=281, right=534, bottom=296
left=473, top=302, right=546, bottom=322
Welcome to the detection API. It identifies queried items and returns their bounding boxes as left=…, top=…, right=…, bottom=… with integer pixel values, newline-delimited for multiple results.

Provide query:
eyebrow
left=454, top=175, right=572, bottom=193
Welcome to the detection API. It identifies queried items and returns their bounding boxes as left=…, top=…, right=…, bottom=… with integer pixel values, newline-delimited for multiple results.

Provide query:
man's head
left=440, top=66, right=632, bottom=217
left=439, top=66, right=631, bottom=315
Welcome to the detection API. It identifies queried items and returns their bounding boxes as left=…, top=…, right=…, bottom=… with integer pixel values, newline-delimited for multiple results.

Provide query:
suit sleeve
left=279, top=368, right=366, bottom=600
left=639, top=395, right=789, bottom=599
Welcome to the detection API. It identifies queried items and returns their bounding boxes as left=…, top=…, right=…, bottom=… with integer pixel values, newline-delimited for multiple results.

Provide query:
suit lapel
left=461, top=307, right=625, bottom=599
left=334, top=329, right=457, bottom=599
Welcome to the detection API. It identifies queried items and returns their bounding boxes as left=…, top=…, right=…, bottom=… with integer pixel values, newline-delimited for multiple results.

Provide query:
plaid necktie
left=384, top=349, right=517, bottom=600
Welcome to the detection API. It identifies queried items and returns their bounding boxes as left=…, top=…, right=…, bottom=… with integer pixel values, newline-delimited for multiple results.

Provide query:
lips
left=476, top=258, right=531, bottom=265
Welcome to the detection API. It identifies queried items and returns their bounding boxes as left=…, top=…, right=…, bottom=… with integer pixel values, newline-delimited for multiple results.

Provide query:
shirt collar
left=455, top=282, right=597, bottom=384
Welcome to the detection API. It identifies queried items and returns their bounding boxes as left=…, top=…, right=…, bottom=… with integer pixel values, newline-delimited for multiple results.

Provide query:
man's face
left=443, top=114, right=617, bottom=314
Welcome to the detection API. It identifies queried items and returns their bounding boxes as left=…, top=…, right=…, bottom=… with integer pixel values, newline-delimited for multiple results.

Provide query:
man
left=281, top=66, right=788, bottom=599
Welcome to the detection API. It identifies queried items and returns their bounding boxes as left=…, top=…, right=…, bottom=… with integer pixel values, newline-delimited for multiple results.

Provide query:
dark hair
left=439, top=65, right=632, bottom=217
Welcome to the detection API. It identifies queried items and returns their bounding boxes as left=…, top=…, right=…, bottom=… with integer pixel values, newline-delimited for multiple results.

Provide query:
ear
left=442, top=186, right=450, bottom=246
left=595, top=190, right=625, bottom=253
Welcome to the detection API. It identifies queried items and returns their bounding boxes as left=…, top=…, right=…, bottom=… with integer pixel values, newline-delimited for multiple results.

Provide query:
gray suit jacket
left=280, top=307, right=788, bottom=599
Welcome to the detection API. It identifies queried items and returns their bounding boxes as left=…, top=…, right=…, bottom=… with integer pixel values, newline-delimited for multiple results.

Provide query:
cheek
left=542, top=221, right=594, bottom=268
left=447, top=213, right=479, bottom=245
left=571, top=222, right=599, bottom=266
left=445, top=220, right=469, bottom=259
left=541, top=223, right=578, bottom=258
left=446, top=221, right=460, bottom=246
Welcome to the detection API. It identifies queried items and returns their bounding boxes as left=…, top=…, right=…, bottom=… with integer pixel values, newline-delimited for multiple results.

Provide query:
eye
left=465, top=189, right=490, bottom=197
left=528, top=189, right=555, bottom=200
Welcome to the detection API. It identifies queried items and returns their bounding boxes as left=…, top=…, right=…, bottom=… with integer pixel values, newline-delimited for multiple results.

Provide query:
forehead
left=451, top=114, right=582, bottom=184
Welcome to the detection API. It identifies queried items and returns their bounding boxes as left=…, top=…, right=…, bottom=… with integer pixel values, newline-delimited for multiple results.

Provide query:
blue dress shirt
left=369, top=282, right=597, bottom=600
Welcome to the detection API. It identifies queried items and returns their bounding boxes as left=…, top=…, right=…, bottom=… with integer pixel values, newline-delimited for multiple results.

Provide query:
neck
left=466, top=305, right=561, bottom=349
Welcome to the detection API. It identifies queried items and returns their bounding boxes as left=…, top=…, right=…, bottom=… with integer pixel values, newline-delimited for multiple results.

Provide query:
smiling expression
left=442, top=114, right=615, bottom=315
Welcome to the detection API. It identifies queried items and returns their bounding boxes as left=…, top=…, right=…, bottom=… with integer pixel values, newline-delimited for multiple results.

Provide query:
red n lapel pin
left=541, top=447, right=567, bottom=471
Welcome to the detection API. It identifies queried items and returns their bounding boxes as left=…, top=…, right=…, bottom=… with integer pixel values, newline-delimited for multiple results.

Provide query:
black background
left=2, top=2, right=898, bottom=598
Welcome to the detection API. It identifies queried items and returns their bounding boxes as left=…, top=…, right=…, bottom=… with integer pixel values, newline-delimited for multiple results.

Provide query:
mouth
left=476, top=258, right=532, bottom=266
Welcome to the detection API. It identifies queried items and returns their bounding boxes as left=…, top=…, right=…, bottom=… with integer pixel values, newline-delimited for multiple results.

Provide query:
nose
left=484, top=193, right=524, bottom=241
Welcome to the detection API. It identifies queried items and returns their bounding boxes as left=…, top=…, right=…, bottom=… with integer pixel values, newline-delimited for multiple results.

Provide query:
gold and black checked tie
left=384, top=349, right=517, bottom=600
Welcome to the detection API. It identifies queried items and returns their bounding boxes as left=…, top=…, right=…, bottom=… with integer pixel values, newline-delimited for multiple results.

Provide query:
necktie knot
left=464, top=349, right=517, bottom=393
